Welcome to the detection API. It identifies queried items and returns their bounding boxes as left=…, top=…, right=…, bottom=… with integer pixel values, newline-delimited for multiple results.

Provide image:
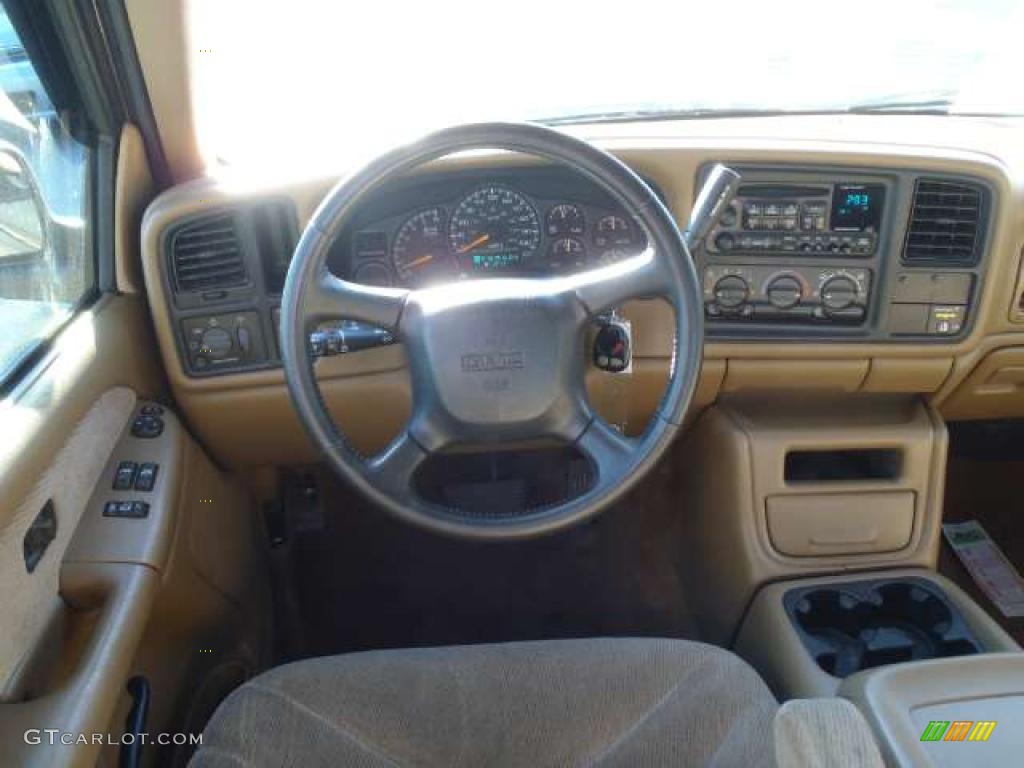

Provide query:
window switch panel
left=113, top=461, right=138, bottom=491
left=134, top=463, right=159, bottom=492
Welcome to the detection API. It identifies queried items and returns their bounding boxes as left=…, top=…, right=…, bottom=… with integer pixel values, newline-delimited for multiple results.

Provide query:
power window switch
left=134, top=463, right=159, bottom=492
left=113, top=461, right=138, bottom=490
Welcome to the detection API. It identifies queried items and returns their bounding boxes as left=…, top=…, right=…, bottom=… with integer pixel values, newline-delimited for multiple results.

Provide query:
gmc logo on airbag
left=460, top=351, right=525, bottom=373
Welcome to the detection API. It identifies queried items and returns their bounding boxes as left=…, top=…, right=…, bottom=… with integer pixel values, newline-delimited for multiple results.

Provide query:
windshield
left=189, top=0, right=1024, bottom=172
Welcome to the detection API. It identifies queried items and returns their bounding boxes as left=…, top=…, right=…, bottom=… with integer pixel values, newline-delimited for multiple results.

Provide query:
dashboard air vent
left=171, top=213, right=248, bottom=292
left=253, top=200, right=299, bottom=294
left=902, top=178, right=985, bottom=265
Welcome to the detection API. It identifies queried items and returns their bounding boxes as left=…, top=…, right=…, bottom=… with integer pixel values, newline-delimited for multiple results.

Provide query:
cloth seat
left=191, top=638, right=782, bottom=767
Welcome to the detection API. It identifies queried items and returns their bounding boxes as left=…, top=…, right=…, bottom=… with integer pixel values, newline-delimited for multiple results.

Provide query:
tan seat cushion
left=190, top=637, right=779, bottom=767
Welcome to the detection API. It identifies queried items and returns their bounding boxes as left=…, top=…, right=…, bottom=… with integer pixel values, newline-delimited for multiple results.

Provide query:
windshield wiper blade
left=539, top=107, right=800, bottom=126
left=845, top=91, right=956, bottom=114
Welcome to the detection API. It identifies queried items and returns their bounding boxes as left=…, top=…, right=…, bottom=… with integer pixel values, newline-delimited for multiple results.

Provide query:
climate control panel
left=703, top=265, right=871, bottom=324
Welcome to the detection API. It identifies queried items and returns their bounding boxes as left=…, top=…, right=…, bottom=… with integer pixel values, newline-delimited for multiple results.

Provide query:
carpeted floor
left=938, top=422, right=1024, bottom=646
left=284, top=450, right=698, bottom=660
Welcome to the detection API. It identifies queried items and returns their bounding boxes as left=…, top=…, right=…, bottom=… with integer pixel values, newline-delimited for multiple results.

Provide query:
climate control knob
left=713, top=274, right=749, bottom=309
left=765, top=275, right=803, bottom=309
left=820, top=275, right=859, bottom=312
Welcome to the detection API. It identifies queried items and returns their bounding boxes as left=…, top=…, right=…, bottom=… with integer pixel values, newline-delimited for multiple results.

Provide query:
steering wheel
left=280, top=122, right=703, bottom=539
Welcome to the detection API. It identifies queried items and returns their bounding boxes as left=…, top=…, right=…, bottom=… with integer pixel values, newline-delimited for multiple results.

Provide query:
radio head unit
left=706, top=181, right=886, bottom=257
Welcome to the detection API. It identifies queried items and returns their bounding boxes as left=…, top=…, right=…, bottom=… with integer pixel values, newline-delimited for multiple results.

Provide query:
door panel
left=0, top=385, right=137, bottom=693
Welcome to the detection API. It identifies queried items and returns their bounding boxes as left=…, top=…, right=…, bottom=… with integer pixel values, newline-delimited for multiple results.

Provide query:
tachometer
left=449, top=186, right=541, bottom=272
left=392, top=207, right=454, bottom=287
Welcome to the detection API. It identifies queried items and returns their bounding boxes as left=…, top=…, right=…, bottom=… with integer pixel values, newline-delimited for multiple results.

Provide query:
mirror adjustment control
left=113, top=461, right=138, bottom=490
left=131, top=414, right=164, bottom=438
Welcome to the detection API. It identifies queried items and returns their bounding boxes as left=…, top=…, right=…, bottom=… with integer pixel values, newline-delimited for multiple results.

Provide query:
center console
left=697, top=165, right=991, bottom=341
left=734, top=569, right=1018, bottom=700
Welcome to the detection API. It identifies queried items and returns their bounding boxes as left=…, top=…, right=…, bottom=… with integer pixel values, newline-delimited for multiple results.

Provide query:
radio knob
left=713, top=274, right=749, bottom=309
left=199, top=327, right=233, bottom=359
left=714, top=232, right=736, bottom=251
left=821, top=275, right=859, bottom=312
left=766, top=275, right=803, bottom=309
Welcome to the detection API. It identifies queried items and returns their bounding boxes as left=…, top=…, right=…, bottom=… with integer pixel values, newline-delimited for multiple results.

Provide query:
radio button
left=714, top=232, right=736, bottom=251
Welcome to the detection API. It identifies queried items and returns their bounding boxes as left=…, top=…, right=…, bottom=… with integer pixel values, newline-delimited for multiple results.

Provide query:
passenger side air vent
left=170, top=212, right=248, bottom=292
left=902, top=178, right=986, bottom=265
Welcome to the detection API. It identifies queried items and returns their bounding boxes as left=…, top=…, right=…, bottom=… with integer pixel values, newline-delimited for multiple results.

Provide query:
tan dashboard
left=139, top=115, right=1024, bottom=469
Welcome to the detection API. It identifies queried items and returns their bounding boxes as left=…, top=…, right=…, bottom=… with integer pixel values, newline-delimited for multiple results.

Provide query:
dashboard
left=318, top=167, right=650, bottom=289
left=138, top=115, right=1024, bottom=468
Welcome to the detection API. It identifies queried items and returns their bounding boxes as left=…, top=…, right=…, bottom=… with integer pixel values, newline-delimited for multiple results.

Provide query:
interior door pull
left=120, top=675, right=150, bottom=768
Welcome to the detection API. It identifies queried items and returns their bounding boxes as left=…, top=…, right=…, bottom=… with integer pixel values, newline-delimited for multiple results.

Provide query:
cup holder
left=784, top=578, right=981, bottom=678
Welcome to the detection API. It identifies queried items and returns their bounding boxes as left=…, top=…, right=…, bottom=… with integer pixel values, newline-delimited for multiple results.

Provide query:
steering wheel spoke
left=367, top=431, right=430, bottom=498
left=568, top=246, right=671, bottom=318
left=309, top=268, right=408, bottom=329
left=575, top=416, right=637, bottom=484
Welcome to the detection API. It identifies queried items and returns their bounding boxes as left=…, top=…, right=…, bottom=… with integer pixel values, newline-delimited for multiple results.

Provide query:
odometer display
left=449, top=186, right=541, bottom=271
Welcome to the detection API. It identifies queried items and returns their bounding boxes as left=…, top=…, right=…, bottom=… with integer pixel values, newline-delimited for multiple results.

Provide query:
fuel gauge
left=546, top=204, right=585, bottom=236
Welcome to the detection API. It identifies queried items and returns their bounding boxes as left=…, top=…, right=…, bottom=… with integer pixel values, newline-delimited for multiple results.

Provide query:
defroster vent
left=902, top=178, right=986, bottom=265
left=171, top=213, right=248, bottom=292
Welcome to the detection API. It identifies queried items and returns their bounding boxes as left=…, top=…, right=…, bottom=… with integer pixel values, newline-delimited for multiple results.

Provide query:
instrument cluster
left=334, top=171, right=649, bottom=288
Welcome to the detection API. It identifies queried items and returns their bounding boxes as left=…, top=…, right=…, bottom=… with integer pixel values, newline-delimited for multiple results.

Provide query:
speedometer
left=449, top=186, right=540, bottom=272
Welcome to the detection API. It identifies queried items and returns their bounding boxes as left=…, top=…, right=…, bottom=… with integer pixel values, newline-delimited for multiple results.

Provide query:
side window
left=0, top=4, right=92, bottom=384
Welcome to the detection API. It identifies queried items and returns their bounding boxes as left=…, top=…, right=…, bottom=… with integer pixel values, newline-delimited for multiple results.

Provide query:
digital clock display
left=830, top=184, right=884, bottom=231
